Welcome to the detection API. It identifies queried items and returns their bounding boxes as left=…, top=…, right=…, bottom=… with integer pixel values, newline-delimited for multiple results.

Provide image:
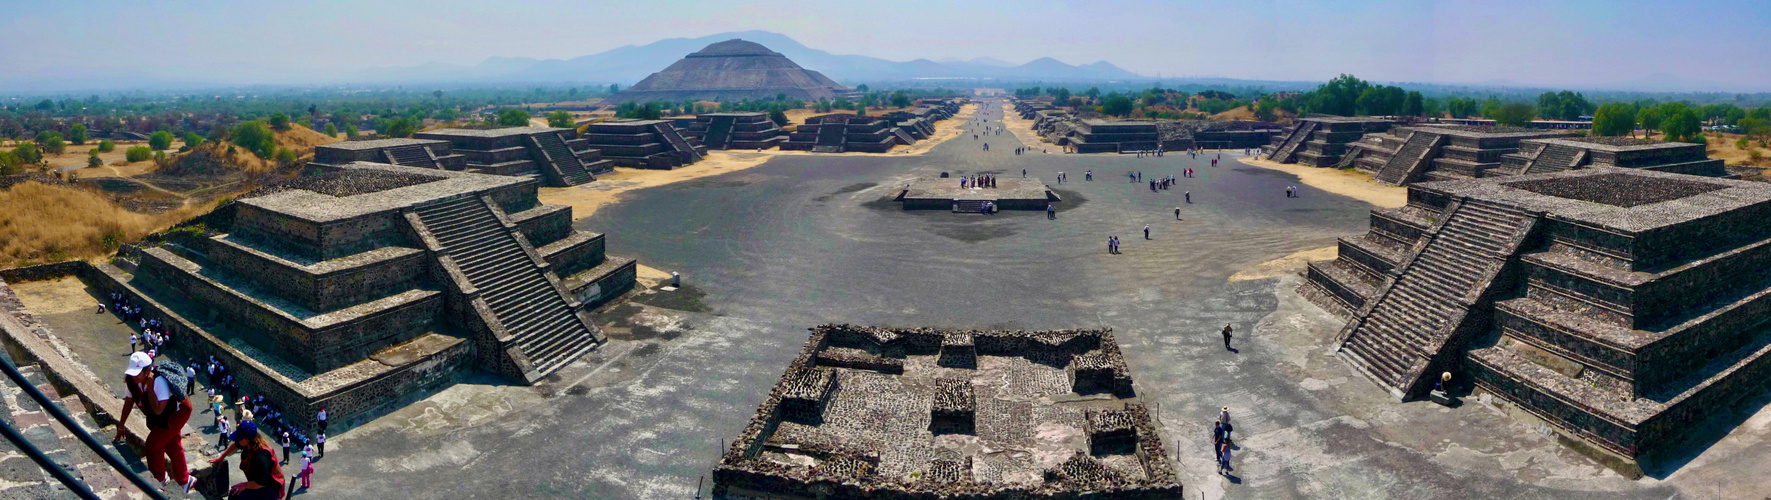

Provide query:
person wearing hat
left=209, top=421, right=285, bottom=499
left=114, top=351, right=198, bottom=493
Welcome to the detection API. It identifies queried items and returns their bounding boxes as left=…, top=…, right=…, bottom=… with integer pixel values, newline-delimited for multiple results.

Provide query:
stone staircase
left=650, top=123, right=702, bottom=162
left=1374, top=132, right=1442, bottom=185
left=890, top=127, right=916, bottom=145
left=1522, top=144, right=1583, bottom=175
left=0, top=362, right=143, bottom=499
left=814, top=124, right=847, bottom=153
left=703, top=117, right=735, bottom=150
left=383, top=144, right=439, bottom=169
left=527, top=133, right=595, bottom=186
left=1269, top=121, right=1317, bottom=164
left=951, top=200, right=991, bottom=213
left=1337, top=199, right=1537, bottom=398
left=414, top=197, right=599, bottom=379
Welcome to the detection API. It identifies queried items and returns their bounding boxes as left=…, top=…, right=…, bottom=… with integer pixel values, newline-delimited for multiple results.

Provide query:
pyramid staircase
left=813, top=124, right=847, bottom=153
left=0, top=361, right=146, bottom=499
left=650, top=123, right=702, bottom=162
left=412, top=197, right=601, bottom=380
left=889, top=127, right=916, bottom=145
left=1374, top=132, right=1445, bottom=185
left=525, top=133, right=595, bottom=186
left=703, top=117, right=735, bottom=150
left=1521, top=144, right=1584, bottom=175
left=382, top=144, right=440, bottom=169
left=1336, top=199, right=1538, bottom=399
left=1270, top=121, right=1317, bottom=164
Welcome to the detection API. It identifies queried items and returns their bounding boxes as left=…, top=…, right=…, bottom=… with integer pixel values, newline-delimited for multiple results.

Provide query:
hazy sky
left=3, top=0, right=1768, bottom=91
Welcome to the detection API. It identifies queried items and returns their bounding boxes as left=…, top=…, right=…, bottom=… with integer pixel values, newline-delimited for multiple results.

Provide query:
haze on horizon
left=3, top=0, right=1768, bottom=92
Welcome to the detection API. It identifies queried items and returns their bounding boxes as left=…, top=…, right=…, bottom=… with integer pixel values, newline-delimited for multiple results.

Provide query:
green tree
left=384, top=117, right=418, bottom=138
left=1053, top=88, right=1071, bottom=106
left=1738, top=117, right=1768, bottom=144
left=768, top=107, right=789, bottom=127
left=1659, top=107, right=1702, bottom=142
left=1637, top=107, right=1665, bottom=135
left=1491, top=103, right=1537, bottom=127
left=1446, top=98, right=1478, bottom=119
left=1253, top=97, right=1278, bottom=122
left=182, top=132, right=203, bottom=149
left=95, top=140, right=115, bottom=153
left=855, top=84, right=869, bottom=92
left=1085, top=87, right=1101, bottom=100
left=324, top=122, right=339, bottom=137
left=269, top=112, right=291, bottom=131
left=890, top=91, right=912, bottom=108
left=1101, top=95, right=1134, bottom=117
left=1401, top=91, right=1424, bottom=116
left=35, top=131, right=66, bottom=155
left=546, top=110, right=574, bottom=128
left=149, top=130, right=174, bottom=150
left=12, top=143, right=41, bottom=165
left=87, top=151, right=102, bottom=167
left=124, top=146, right=152, bottom=162
left=273, top=147, right=298, bottom=168
left=496, top=108, right=531, bottom=127
left=1591, top=102, right=1638, bottom=137
left=0, top=151, right=20, bottom=175
left=68, top=123, right=87, bottom=145
left=1479, top=97, right=1504, bottom=119
left=345, top=125, right=359, bottom=139
left=229, top=121, right=277, bottom=158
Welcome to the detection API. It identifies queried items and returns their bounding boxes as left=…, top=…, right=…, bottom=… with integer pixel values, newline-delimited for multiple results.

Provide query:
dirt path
left=1239, top=156, right=1407, bottom=208
left=999, top=103, right=1049, bottom=151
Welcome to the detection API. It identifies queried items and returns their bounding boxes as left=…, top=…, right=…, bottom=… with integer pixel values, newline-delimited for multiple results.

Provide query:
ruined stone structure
left=1336, top=126, right=1581, bottom=185
left=605, top=39, right=847, bottom=105
left=781, top=114, right=906, bottom=153
left=1299, top=168, right=1771, bottom=473
left=102, top=163, right=636, bottom=431
left=578, top=120, right=706, bottom=169
left=1066, top=121, right=1159, bottom=153
left=896, top=177, right=1060, bottom=212
left=310, top=138, right=465, bottom=171
left=1262, top=116, right=1395, bottom=166
left=714, top=325, right=1182, bottom=499
left=408, top=127, right=609, bottom=186
left=681, top=112, right=786, bottom=150
left=1336, top=127, right=1726, bottom=186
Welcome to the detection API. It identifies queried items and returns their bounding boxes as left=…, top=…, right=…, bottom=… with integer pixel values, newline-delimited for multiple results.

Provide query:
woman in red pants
left=115, top=351, right=198, bottom=493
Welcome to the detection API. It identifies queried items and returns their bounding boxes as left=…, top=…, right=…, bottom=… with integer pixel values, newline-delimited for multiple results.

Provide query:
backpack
left=152, top=361, right=189, bottom=404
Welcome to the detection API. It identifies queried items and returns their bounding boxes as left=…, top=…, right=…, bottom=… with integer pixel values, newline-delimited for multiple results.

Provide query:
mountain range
left=355, top=30, right=1144, bottom=84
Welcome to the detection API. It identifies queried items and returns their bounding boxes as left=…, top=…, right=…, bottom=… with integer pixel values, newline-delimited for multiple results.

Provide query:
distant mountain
left=356, top=30, right=1147, bottom=84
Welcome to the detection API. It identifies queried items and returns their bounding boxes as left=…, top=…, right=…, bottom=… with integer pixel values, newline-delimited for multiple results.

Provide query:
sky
left=2, top=0, right=1768, bottom=92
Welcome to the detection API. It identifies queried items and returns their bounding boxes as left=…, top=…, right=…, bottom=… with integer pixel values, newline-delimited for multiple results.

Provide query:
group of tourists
left=106, top=287, right=332, bottom=497
left=1285, top=185, right=1301, bottom=198
left=1106, top=236, right=1123, bottom=254
left=1212, top=407, right=1236, bottom=476
left=1150, top=175, right=1181, bottom=192
left=960, top=174, right=998, bottom=189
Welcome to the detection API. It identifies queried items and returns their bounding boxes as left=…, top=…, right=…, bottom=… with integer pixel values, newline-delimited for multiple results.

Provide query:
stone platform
left=1299, top=166, right=1771, bottom=475
left=895, top=177, right=1059, bottom=212
left=411, top=127, right=606, bottom=186
left=712, top=325, right=1181, bottom=499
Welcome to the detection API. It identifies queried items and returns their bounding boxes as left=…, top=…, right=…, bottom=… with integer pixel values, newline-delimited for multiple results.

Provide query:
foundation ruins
left=681, top=112, right=787, bottom=150
left=1262, top=116, right=1397, bottom=166
left=395, top=126, right=610, bottom=186
left=577, top=119, right=707, bottom=169
left=98, top=162, right=635, bottom=431
left=1299, top=167, right=1771, bottom=475
left=713, top=325, right=1182, bottom=499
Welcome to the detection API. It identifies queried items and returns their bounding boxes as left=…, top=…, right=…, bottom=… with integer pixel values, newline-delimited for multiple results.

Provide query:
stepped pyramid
left=606, top=39, right=847, bottom=105
left=1300, top=167, right=1771, bottom=475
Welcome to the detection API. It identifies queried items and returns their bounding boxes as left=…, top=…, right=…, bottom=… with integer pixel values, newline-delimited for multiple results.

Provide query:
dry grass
left=0, top=181, right=216, bottom=267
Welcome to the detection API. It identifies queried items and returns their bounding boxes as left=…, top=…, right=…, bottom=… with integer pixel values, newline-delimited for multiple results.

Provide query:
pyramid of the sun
left=606, top=39, right=847, bottom=104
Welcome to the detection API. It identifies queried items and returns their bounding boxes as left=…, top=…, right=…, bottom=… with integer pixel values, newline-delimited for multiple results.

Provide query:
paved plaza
left=17, top=100, right=1770, bottom=499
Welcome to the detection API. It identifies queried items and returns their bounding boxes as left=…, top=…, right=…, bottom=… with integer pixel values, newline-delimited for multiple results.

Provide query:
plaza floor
left=16, top=100, right=1770, bottom=499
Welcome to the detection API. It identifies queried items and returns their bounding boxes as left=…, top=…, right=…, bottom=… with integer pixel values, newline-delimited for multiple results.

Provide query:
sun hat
left=124, top=352, right=154, bottom=377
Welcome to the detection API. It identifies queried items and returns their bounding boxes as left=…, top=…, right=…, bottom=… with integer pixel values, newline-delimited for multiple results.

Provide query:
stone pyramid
left=606, top=39, right=847, bottom=104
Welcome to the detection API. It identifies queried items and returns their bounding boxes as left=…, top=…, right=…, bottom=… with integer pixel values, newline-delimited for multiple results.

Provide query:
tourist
left=1106, top=237, right=1114, bottom=255
left=185, top=364, right=198, bottom=396
left=1185, top=191, right=1191, bottom=204
left=209, top=421, right=284, bottom=499
left=130, top=333, right=138, bottom=352
left=1220, top=406, right=1232, bottom=426
left=1144, top=225, right=1151, bottom=240
left=115, top=352, right=198, bottom=493
left=211, top=390, right=225, bottom=424
left=1047, top=204, right=1056, bottom=220
left=217, top=415, right=231, bottom=449
left=1218, top=439, right=1234, bottom=475
left=1086, top=170, right=1093, bottom=181
left=297, top=446, right=315, bottom=492
left=316, top=432, right=326, bottom=459
left=1175, top=207, right=1182, bottom=220
left=317, top=406, right=328, bottom=433
left=280, top=429, right=293, bottom=465
left=1221, top=323, right=1234, bottom=350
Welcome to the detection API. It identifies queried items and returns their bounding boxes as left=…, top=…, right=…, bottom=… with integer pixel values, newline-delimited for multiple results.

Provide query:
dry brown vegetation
left=0, top=181, right=216, bottom=267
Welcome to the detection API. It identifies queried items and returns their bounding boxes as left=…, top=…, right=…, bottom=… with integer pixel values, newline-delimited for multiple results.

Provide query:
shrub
left=182, top=132, right=203, bottom=149
left=324, top=123, right=338, bottom=137
left=148, top=130, right=174, bottom=150
left=496, top=108, right=531, bottom=127
left=546, top=111, right=574, bottom=128
left=230, top=121, right=276, bottom=158
left=273, top=147, right=297, bottom=167
left=124, top=146, right=152, bottom=162
left=96, top=140, right=115, bottom=153
left=269, top=113, right=291, bottom=131
left=87, top=152, right=102, bottom=167
left=36, top=132, right=66, bottom=155
left=12, top=143, right=41, bottom=164
left=69, top=124, right=87, bottom=145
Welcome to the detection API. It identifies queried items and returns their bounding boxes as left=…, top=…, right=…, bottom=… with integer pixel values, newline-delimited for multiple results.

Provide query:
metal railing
left=0, top=355, right=170, bottom=500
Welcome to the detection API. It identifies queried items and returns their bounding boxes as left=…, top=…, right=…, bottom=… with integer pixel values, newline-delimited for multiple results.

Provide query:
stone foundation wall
left=204, top=237, right=428, bottom=312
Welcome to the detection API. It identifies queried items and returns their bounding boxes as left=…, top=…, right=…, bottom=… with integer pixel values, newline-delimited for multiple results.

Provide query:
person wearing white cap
left=115, top=351, right=197, bottom=493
